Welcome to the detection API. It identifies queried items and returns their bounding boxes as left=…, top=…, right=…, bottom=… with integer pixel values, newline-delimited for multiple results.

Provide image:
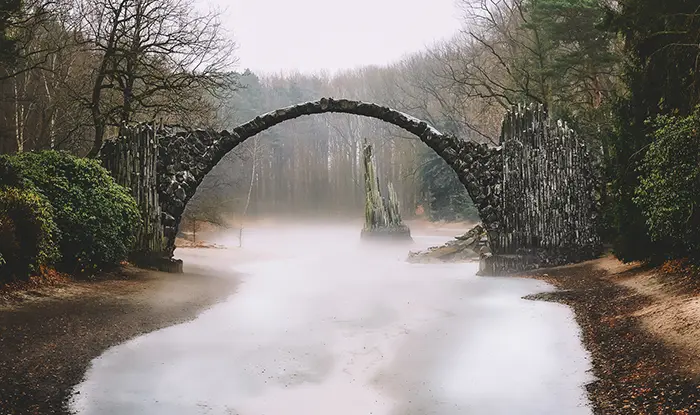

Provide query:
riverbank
left=523, top=256, right=700, bottom=414
left=0, top=263, right=239, bottom=415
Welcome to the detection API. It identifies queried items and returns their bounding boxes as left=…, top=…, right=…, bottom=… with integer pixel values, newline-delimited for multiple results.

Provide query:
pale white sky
left=209, top=0, right=463, bottom=75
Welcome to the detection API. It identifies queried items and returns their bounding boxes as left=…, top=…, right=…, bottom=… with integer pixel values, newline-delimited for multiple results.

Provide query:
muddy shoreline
left=522, top=258, right=700, bottom=414
left=0, top=265, right=238, bottom=414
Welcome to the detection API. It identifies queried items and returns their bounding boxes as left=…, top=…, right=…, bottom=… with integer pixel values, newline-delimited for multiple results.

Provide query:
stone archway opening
left=153, top=98, right=500, bottom=258
left=102, top=99, right=600, bottom=275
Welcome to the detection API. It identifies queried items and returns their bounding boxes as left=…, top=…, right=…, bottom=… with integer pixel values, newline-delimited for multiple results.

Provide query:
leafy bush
left=0, top=151, right=140, bottom=274
left=0, top=187, right=59, bottom=282
left=635, top=108, right=700, bottom=260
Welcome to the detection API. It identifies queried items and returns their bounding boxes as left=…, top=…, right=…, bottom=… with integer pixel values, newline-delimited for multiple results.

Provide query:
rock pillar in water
left=360, top=142, right=412, bottom=241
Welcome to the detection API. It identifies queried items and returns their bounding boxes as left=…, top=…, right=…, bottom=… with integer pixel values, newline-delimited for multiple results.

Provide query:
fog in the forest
left=71, top=223, right=593, bottom=415
left=181, top=64, right=493, bottom=232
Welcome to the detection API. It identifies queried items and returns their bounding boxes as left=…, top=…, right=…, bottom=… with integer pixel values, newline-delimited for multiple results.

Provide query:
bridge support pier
left=102, top=125, right=183, bottom=273
left=479, top=104, right=601, bottom=274
left=479, top=254, right=542, bottom=276
left=129, top=253, right=184, bottom=273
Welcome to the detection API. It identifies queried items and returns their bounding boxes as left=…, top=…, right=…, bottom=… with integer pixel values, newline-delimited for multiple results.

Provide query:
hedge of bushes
left=0, top=151, right=140, bottom=282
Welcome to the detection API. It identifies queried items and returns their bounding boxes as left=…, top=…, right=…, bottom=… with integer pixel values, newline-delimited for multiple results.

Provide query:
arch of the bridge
left=158, top=98, right=503, bottom=256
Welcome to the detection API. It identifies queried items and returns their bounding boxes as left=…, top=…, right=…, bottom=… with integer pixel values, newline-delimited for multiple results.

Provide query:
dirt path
left=523, top=256, right=700, bottom=414
left=0, top=265, right=238, bottom=415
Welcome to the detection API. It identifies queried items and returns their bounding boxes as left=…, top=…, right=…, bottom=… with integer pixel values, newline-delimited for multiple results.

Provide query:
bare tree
left=0, top=0, right=83, bottom=152
left=73, top=0, right=237, bottom=157
left=0, top=0, right=67, bottom=81
left=439, top=0, right=620, bottom=120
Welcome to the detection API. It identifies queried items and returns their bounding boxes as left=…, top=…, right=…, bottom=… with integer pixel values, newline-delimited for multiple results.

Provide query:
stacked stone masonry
left=101, top=98, right=601, bottom=275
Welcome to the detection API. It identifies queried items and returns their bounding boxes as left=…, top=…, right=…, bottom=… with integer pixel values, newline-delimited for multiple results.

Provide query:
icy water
left=70, top=224, right=593, bottom=415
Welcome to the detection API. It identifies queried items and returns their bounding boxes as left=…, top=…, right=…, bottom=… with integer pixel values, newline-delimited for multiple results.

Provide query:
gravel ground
left=523, top=258, right=700, bottom=415
left=0, top=265, right=238, bottom=415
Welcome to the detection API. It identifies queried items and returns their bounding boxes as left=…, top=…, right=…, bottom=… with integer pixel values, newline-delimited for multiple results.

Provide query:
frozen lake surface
left=70, top=224, right=593, bottom=415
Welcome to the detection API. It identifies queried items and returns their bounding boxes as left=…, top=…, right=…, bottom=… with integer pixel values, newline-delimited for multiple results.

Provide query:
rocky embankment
left=407, top=224, right=489, bottom=263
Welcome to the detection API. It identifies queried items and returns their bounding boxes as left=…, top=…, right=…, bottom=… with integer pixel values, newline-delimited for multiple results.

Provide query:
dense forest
left=1, top=0, right=700, bottom=280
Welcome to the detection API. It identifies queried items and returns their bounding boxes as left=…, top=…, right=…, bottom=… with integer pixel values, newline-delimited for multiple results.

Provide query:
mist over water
left=70, top=223, right=593, bottom=415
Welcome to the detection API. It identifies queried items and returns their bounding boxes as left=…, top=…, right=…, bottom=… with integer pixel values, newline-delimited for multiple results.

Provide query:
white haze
left=207, top=0, right=463, bottom=74
left=71, top=223, right=594, bottom=415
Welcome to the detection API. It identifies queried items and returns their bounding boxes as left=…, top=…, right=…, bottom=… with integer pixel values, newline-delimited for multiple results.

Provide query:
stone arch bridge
left=101, top=98, right=601, bottom=275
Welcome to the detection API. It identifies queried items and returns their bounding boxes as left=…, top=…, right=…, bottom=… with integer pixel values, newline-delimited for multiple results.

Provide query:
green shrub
left=635, top=108, right=700, bottom=260
left=0, top=151, right=140, bottom=274
left=0, top=187, right=59, bottom=282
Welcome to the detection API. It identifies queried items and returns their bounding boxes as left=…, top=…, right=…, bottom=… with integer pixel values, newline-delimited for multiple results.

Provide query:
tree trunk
left=239, top=137, right=259, bottom=247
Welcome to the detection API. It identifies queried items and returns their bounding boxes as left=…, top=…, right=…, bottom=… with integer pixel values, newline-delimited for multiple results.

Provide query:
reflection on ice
left=70, top=224, right=593, bottom=415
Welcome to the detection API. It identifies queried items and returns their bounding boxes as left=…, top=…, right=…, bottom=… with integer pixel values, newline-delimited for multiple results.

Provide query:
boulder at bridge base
left=407, top=224, right=487, bottom=263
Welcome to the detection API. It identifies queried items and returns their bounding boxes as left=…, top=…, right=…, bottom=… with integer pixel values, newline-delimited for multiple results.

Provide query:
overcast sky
left=209, top=0, right=463, bottom=75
